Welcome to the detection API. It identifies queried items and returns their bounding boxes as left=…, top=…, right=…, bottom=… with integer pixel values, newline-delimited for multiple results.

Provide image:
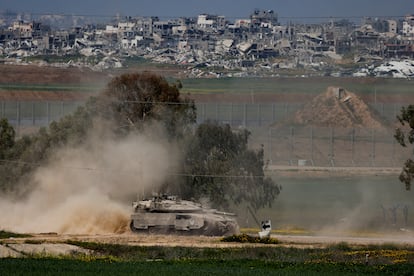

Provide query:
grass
left=64, top=240, right=414, bottom=264
left=0, top=258, right=411, bottom=275
left=0, top=230, right=32, bottom=239
left=0, top=83, right=101, bottom=92
left=2, top=76, right=412, bottom=97
left=180, top=77, right=414, bottom=96
left=1, top=255, right=414, bottom=275
left=2, top=232, right=414, bottom=274
left=221, top=233, right=279, bottom=244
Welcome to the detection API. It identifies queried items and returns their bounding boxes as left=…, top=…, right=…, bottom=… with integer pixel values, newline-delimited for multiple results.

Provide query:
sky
left=2, top=0, right=413, bottom=22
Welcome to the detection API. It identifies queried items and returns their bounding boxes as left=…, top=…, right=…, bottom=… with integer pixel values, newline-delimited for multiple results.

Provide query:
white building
left=197, top=14, right=226, bottom=30
left=10, top=20, right=33, bottom=38
left=402, top=15, right=414, bottom=37
left=197, top=14, right=215, bottom=29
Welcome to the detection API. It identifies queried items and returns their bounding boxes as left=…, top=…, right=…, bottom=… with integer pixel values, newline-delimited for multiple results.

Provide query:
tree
left=0, top=72, right=196, bottom=192
left=0, top=107, right=94, bottom=193
left=394, top=105, right=414, bottom=190
left=95, top=72, right=196, bottom=139
left=180, top=121, right=280, bottom=210
left=0, top=118, right=15, bottom=160
left=1, top=72, right=279, bottom=212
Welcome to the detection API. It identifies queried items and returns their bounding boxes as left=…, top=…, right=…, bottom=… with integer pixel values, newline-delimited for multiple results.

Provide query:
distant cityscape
left=1, top=9, right=414, bottom=78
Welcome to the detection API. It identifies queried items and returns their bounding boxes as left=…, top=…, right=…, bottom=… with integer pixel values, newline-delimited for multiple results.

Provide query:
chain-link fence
left=195, top=102, right=405, bottom=127
left=255, top=126, right=407, bottom=167
left=195, top=102, right=409, bottom=167
left=1, top=100, right=409, bottom=167
left=0, top=101, right=83, bottom=132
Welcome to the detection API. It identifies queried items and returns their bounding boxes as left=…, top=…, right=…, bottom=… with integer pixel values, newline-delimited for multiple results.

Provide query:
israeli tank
left=130, top=194, right=239, bottom=236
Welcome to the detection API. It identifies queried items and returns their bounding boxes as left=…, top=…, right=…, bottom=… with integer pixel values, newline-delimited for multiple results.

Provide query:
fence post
left=16, top=101, right=20, bottom=127
left=330, top=127, right=335, bottom=167
left=61, top=101, right=64, bottom=116
left=371, top=128, right=376, bottom=166
left=310, top=126, right=314, bottom=166
left=200, top=103, right=205, bottom=124
left=392, top=133, right=396, bottom=166
left=285, top=103, right=288, bottom=117
left=47, top=102, right=50, bottom=125
left=230, top=103, right=233, bottom=126
left=290, top=126, right=294, bottom=165
left=243, top=103, right=247, bottom=127
left=268, top=127, right=272, bottom=165
left=32, top=101, right=35, bottom=126
left=351, top=128, right=355, bottom=166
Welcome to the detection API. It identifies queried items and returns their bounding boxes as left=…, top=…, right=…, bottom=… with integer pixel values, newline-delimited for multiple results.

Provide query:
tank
left=130, top=194, right=239, bottom=236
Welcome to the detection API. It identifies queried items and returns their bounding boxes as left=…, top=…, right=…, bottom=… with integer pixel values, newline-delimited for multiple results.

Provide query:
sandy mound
left=289, top=87, right=389, bottom=130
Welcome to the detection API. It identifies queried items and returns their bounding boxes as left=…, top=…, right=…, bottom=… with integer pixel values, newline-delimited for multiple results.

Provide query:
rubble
left=288, top=87, right=390, bottom=130
left=353, top=60, right=414, bottom=78
left=0, top=11, right=414, bottom=77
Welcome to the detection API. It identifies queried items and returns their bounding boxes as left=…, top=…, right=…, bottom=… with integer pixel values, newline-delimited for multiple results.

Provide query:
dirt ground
left=2, top=230, right=414, bottom=258
left=30, top=231, right=414, bottom=247
left=1, top=64, right=413, bottom=257
left=1, top=64, right=413, bottom=104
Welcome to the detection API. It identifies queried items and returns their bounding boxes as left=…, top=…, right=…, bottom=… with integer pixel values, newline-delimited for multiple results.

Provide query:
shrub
left=221, top=234, right=279, bottom=244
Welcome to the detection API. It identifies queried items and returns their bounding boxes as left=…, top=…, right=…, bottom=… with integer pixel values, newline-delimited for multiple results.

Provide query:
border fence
left=0, top=100, right=409, bottom=167
left=195, top=102, right=404, bottom=127
left=254, top=125, right=407, bottom=168
left=0, top=101, right=83, bottom=128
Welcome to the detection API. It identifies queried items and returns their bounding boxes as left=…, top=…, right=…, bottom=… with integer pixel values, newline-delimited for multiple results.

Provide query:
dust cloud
left=263, top=174, right=413, bottom=235
left=0, top=128, right=178, bottom=235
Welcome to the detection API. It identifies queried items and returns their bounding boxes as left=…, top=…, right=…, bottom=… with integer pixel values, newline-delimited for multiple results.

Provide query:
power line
left=0, top=159, right=267, bottom=179
left=121, top=100, right=191, bottom=105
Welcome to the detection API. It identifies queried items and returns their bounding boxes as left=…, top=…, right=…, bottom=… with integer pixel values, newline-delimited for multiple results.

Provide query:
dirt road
left=2, top=230, right=414, bottom=258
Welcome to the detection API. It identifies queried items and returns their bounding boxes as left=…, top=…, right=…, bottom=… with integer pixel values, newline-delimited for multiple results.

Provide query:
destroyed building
left=0, top=10, right=414, bottom=75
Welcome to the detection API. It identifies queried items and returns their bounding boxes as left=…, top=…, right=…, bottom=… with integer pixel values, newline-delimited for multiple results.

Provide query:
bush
left=221, top=234, right=279, bottom=244
left=0, top=230, right=32, bottom=239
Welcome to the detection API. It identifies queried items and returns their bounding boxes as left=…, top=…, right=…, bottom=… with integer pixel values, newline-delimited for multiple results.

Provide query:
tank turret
left=130, top=194, right=239, bottom=236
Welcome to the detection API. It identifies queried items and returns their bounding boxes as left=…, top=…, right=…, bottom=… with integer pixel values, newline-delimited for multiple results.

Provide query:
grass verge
left=1, top=258, right=413, bottom=276
left=0, top=230, right=32, bottom=239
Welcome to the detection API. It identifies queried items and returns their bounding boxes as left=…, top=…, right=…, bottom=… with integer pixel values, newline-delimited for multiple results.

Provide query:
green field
left=0, top=83, right=101, bottom=92
left=180, top=77, right=414, bottom=96
left=1, top=76, right=413, bottom=97
left=1, top=258, right=413, bottom=275
left=2, top=240, right=414, bottom=275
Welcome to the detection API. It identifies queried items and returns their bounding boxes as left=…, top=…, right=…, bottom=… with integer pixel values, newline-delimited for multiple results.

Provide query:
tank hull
left=130, top=195, right=239, bottom=236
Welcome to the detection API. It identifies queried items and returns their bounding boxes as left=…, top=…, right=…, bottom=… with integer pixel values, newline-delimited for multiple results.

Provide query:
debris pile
left=354, top=60, right=414, bottom=78
left=291, top=87, right=389, bottom=130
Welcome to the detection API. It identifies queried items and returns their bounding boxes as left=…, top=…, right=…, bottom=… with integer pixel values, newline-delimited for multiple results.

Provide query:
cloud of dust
left=0, top=125, right=178, bottom=235
left=317, top=177, right=403, bottom=235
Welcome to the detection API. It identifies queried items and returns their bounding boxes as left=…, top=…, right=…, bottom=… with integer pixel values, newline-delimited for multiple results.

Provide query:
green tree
left=1, top=72, right=279, bottom=211
left=394, top=105, right=414, bottom=190
left=0, top=110, right=93, bottom=193
left=180, top=121, right=280, bottom=210
left=0, top=72, right=196, bottom=192
left=0, top=118, right=15, bottom=160
left=0, top=119, right=16, bottom=191
left=95, top=72, right=196, bottom=139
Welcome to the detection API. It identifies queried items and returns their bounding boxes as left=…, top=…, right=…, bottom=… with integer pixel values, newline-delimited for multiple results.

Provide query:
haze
left=2, top=0, right=413, bottom=21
